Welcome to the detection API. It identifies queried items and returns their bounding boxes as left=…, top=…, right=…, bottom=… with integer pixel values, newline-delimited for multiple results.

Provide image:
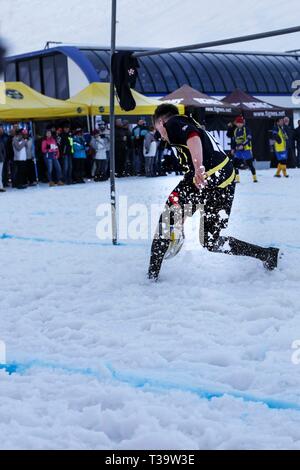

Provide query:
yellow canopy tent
left=0, top=81, right=88, bottom=120
left=69, top=82, right=184, bottom=116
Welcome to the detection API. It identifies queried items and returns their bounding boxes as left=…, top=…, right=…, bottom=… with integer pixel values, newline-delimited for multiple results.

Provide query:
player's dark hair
left=153, top=104, right=179, bottom=124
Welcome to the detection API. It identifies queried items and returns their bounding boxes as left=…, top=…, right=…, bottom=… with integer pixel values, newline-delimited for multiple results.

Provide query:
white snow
left=1, top=169, right=300, bottom=449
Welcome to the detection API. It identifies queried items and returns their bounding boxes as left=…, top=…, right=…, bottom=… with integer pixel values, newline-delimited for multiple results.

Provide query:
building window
left=18, top=61, right=30, bottom=86
left=29, top=58, right=42, bottom=92
left=4, top=61, right=17, bottom=82
left=54, top=54, right=69, bottom=99
left=42, top=56, right=56, bottom=97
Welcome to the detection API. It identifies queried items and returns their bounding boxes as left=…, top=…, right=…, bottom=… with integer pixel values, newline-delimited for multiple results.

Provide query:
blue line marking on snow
left=2, top=232, right=300, bottom=252
left=0, top=233, right=146, bottom=248
left=1, top=360, right=300, bottom=413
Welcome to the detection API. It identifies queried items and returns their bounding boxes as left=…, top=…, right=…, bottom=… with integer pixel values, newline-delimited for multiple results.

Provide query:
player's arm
left=187, top=134, right=207, bottom=189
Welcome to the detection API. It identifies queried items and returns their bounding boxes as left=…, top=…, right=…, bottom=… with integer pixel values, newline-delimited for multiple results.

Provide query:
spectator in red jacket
left=41, top=130, right=64, bottom=187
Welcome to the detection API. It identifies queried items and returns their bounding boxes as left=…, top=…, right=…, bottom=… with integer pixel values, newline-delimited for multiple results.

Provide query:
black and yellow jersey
left=164, top=115, right=235, bottom=188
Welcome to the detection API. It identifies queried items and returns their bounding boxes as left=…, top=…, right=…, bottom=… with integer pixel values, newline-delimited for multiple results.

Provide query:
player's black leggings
left=148, top=178, right=270, bottom=278
left=233, top=158, right=256, bottom=175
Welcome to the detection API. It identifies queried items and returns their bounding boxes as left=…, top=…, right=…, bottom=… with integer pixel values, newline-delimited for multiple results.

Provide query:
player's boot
left=274, top=164, right=282, bottom=177
left=164, top=226, right=185, bottom=260
left=263, top=247, right=280, bottom=271
left=217, top=236, right=280, bottom=271
left=282, top=164, right=289, bottom=178
left=253, top=174, right=258, bottom=183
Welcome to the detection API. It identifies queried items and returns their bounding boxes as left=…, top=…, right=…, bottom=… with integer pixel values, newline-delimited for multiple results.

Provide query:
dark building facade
left=4, top=46, right=300, bottom=101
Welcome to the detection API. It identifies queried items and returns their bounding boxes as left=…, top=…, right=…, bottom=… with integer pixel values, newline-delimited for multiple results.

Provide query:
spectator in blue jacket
left=73, top=128, right=87, bottom=184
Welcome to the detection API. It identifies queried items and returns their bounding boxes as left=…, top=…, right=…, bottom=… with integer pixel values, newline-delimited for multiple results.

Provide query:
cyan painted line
left=2, top=232, right=300, bottom=252
left=1, top=360, right=300, bottom=413
left=0, top=233, right=145, bottom=248
left=106, top=364, right=300, bottom=412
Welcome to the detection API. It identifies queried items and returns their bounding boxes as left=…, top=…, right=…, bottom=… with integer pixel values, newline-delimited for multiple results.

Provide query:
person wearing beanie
left=232, top=116, right=257, bottom=183
left=273, top=117, right=289, bottom=178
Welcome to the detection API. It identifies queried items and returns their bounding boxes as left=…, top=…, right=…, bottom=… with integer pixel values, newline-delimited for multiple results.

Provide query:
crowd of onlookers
left=0, top=119, right=182, bottom=192
left=2, top=116, right=299, bottom=193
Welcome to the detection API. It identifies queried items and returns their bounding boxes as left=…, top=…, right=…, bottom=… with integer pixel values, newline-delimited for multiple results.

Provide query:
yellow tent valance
left=69, top=83, right=184, bottom=116
left=0, top=82, right=88, bottom=120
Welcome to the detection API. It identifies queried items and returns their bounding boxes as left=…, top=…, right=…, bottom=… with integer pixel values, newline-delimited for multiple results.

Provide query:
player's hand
left=193, top=166, right=207, bottom=189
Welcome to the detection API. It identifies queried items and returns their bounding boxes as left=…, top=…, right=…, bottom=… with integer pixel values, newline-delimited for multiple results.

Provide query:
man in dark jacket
left=284, top=116, right=296, bottom=168
left=115, top=119, right=127, bottom=177
left=294, top=120, right=300, bottom=168
left=0, top=136, right=6, bottom=192
left=60, top=123, right=74, bottom=184
left=0, top=125, right=9, bottom=189
left=132, top=119, right=148, bottom=175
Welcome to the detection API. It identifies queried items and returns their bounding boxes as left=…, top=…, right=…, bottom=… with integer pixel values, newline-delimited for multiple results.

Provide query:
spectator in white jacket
left=23, top=129, right=37, bottom=186
left=143, top=127, right=158, bottom=177
left=90, top=129, right=109, bottom=181
left=13, top=129, right=28, bottom=189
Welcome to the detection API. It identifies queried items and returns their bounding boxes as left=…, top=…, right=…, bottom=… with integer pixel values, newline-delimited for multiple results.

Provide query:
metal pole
left=86, top=115, right=91, bottom=133
left=110, top=0, right=118, bottom=245
left=133, top=25, right=300, bottom=58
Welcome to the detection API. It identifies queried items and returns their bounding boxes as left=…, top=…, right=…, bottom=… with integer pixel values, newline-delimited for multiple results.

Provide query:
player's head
left=234, top=115, right=245, bottom=129
left=153, top=104, right=179, bottom=141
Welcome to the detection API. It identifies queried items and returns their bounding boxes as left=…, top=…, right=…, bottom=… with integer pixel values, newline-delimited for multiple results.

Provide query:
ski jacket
left=42, top=137, right=60, bottom=159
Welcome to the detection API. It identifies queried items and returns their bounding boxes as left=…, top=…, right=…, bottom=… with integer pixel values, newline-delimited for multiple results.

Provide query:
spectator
left=283, top=116, right=296, bottom=168
left=143, top=126, right=158, bottom=177
left=0, top=125, right=8, bottom=148
left=0, top=125, right=9, bottom=187
left=0, top=134, right=6, bottom=192
left=60, top=123, right=74, bottom=185
left=132, top=118, right=148, bottom=175
left=73, top=128, right=87, bottom=184
left=294, top=120, right=300, bottom=168
left=122, top=120, right=133, bottom=176
left=83, top=130, right=93, bottom=180
left=90, top=129, right=109, bottom=181
left=56, top=127, right=62, bottom=147
left=56, top=127, right=63, bottom=171
left=115, top=119, right=127, bottom=177
left=155, top=136, right=167, bottom=176
left=23, top=129, right=37, bottom=186
left=41, top=130, right=64, bottom=187
left=13, top=129, right=28, bottom=189
left=101, top=121, right=110, bottom=165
